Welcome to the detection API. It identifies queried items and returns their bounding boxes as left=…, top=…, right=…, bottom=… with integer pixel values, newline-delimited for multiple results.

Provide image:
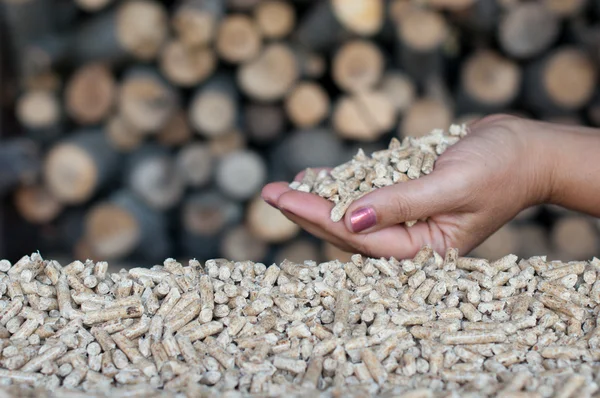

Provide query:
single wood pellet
left=290, top=124, right=468, bottom=223
left=0, top=250, right=599, bottom=397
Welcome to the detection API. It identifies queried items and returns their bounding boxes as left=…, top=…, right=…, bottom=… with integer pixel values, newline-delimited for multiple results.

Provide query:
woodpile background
left=0, top=0, right=599, bottom=267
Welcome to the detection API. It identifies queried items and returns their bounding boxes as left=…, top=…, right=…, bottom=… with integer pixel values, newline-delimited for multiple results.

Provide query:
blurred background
left=0, top=0, right=599, bottom=268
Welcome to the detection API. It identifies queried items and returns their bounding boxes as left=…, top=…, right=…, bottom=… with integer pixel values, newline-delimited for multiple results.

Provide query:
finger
left=343, top=168, right=470, bottom=234
left=261, top=182, right=293, bottom=207
left=280, top=210, right=355, bottom=252
left=294, top=167, right=332, bottom=182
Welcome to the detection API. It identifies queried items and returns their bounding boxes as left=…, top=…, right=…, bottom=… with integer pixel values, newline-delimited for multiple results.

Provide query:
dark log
left=106, top=114, right=144, bottom=153
left=395, top=7, right=448, bottom=84
left=181, top=190, right=243, bottom=260
left=322, top=242, right=353, bottom=263
left=0, top=138, right=40, bottom=196
left=208, top=129, right=247, bottom=158
left=274, top=238, right=321, bottom=264
left=157, top=110, right=193, bottom=148
left=245, top=103, right=286, bottom=143
left=470, top=224, right=519, bottom=261
left=294, top=0, right=350, bottom=52
left=44, top=129, right=120, bottom=205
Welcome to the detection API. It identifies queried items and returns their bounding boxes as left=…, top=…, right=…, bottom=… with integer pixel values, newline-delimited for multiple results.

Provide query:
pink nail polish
left=350, top=207, right=376, bottom=232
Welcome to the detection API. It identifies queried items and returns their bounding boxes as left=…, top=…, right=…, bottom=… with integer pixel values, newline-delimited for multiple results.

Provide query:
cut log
left=254, top=0, right=296, bottom=39
left=216, top=14, right=262, bottom=64
left=215, top=149, right=266, bottom=201
left=14, top=184, right=62, bottom=224
left=332, top=40, right=384, bottom=94
left=276, top=128, right=346, bottom=175
left=587, top=91, right=600, bottom=127
left=285, top=81, right=330, bottom=128
left=295, top=0, right=349, bottom=52
left=274, top=239, right=321, bottom=264
left=126, top=145, right=185, bottom=210
left=247, top=195, right=299, bottom=243
left=0, top=138, right=40, bottom=196
left=159, top=40, right=216, bottom=87
left=333, top=91, right=396, bottom=141
left=292, top=45, right=326, bottom=80
left=85, top=190, right=169, bottom=262
left=422, top=0, right=476, bottom=10
left=226, top=0, right=261, bottom=11
left=72, top=0, right=168, bottom=63
left=221, top=225, right=268, bottom=262
left=23, top=70, right=61, bottom=92
left=44, top=129, right=120, bottom=204
left=175, top=143, right=214, bottom=188
left=454, top=113, right=483, bottom=126
left=74, top=0, right=113, bottom=12
left=399, top=98, right=453, bottom=138
left=377, top=71, right=416, bottom=115
left=513, top=206, right=541, bottom=223
left=396, top=7, right=447, bottom=83
left=458, top=50, right=521, bottom=113
left=331, top=0, right=384, bottom=36
left=189, top=75, right=238, bottom=138
left=498, top=2, right=559, bottom=59
left=106, top=114, right=144, bottom=153
left=172, top=0, right=223, bottom=48
left=543, top=114, right=584, bottom=126
left=524, top=47, right=597, bottom=113
left=238, top=43, right=299, bottom=102
left=65, top=63, right=116, bottom=125
left=2, top=0, right=56, bottom=83
left=244, top=103, right=285, bottom=143
left=470, top=224, right=519, bottom=261
left=543, top=0, right=587, bottom=17
left=118, top=67, right=179, bottom=134
left=322, top=242, right=353, bottom=263
left=181, top=190, right=243, bottom=260
left=551, top=216, right=599, bottom=261
left=15, top=89, right=61, bottom=143
left=208, top=129, right=247, bottom=158
left=156, top=110, right=192, bottom=147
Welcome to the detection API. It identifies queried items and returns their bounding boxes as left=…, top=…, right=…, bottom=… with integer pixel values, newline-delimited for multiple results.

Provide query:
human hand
left=262, top=115, right=557, bottom=259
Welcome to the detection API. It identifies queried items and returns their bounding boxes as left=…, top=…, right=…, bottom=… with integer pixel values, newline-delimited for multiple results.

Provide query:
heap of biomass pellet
left=0, top=248, right=599, bottom=397
left=289, top=124, right=469, bottom=223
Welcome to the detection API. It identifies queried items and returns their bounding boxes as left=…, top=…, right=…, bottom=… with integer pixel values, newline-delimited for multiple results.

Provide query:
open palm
left=262, top=115, right=551, bottom=259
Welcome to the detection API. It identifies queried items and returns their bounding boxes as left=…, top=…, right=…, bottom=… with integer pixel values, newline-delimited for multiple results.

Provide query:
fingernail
left=350, top=207, right=376, bottom=233
left=263, top=198, right=277, bottom=208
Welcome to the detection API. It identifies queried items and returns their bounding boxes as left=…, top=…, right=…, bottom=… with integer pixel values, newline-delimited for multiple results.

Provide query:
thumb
left=343, top=169, right=468, bottom=233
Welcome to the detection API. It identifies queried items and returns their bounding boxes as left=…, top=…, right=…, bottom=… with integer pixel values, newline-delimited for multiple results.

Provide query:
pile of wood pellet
left=290, top=124, right=468, bottom=224
left=0, top=248, right=599, bottom=397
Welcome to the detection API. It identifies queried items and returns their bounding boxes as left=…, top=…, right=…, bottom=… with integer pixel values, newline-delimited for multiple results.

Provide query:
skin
left=261, top=114, right=600, bottom=259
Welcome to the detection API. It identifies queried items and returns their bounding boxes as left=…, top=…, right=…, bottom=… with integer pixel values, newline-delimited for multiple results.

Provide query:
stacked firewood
left=0, top=0, right=599, bottom=266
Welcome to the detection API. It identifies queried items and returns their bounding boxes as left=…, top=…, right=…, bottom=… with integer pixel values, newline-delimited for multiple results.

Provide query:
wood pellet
left=0, top=250, right=599, bottom=397
left=290, top=124, right=468, bottom=223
